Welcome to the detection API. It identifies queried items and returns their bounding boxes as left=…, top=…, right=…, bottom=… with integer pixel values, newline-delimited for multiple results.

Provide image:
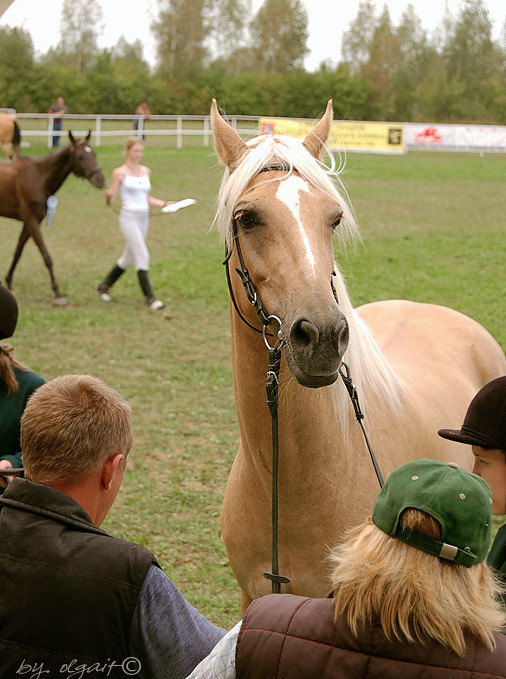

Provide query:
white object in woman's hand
left=161, top=198, right=196, bottom=213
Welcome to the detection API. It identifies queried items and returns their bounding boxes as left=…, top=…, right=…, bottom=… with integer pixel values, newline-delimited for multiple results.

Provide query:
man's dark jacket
left=0, top=478, right=156, bottom=677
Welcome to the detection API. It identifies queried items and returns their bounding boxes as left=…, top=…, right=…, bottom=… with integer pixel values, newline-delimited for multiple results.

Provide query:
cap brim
left=438, top=428, right=492, bottom=447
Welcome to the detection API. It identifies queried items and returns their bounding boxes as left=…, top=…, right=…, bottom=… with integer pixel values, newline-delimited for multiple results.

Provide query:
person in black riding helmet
left=439, top=375, right=506, bottom=604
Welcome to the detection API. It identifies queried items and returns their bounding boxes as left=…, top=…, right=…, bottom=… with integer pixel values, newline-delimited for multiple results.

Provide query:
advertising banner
left=405, top=123, right=506, bottom=152
left=260, top=118, right=405, bottom=153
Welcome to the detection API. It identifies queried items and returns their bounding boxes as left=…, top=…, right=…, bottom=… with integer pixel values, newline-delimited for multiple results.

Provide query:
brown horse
left=211, top=99, right=506, bottom=612
left=0, top=131, right=105, bottom=305
left=0, top=112, right=21, bottom=160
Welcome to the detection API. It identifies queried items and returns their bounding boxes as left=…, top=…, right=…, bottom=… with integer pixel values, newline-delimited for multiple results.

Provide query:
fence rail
left=7, top=112, right=506, bottom=153
left=13, top=112, right=260, bottom=149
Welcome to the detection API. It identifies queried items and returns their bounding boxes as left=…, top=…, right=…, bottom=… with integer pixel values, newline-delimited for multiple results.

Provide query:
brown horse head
left=68, top=131, right=105, bottom=188
left=212, top=99, right=357, bottom=388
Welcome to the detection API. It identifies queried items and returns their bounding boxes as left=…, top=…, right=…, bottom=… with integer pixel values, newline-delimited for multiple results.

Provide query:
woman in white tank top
left=96, top=136, right=176, bottom=310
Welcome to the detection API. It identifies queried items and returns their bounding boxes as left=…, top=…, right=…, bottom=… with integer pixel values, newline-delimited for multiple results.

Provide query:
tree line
left=1, top=0, right=504, bottom=123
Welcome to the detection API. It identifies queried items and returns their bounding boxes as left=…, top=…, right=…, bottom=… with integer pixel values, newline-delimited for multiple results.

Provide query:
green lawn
left=1, top=144, right=504, bottom=627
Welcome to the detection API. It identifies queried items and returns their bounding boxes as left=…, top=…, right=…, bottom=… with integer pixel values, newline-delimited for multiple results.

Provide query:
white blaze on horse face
left=275, top=175, right=315, bottom=275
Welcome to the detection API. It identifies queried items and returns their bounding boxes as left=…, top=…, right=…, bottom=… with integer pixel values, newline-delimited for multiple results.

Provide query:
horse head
left=68, top=131, right=105, bottom=188
left=212, top=99, right=357, bottom=388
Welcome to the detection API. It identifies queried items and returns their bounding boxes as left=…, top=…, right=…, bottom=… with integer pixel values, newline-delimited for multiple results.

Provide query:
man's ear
left=101, top=453, right=124, bottom=490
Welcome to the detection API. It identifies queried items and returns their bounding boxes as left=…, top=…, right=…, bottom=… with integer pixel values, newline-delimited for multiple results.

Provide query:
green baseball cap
left=372, top=459, right=493, bottom=567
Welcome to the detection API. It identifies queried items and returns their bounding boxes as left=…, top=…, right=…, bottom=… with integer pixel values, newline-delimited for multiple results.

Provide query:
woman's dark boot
left=137, top=270, right=165, bottom=310
left=96, top=264, right=125, bottom=302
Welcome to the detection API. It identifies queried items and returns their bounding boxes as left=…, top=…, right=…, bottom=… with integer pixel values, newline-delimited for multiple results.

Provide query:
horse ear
left=211, top=99, right=248, bottom=171
left=86, top=130, right=91, bottom=142
left=302, top=100, right=333, bottom=160
left=68, top=131, right=75, bottom=145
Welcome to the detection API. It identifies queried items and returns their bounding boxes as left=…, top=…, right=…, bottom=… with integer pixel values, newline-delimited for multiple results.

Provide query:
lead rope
left=261, top=352, right=383, bottom=595
left=223, top=232, right=291, bottom=593
left=263, top=340, right=291, bottom=593
left=338, top=361, right=384, bottom=488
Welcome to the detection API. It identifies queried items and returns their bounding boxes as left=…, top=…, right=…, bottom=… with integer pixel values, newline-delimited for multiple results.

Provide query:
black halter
left=222, top=163, right=292, bottom=338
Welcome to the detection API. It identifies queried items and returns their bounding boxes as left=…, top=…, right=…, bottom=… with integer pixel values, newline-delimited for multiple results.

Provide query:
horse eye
left=235, top=211, right=257, bottom=230
left=332, top=214, right=342, bottom=231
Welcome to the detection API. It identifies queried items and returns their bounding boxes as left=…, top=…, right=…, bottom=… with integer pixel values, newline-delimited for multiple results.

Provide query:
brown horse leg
left=11, top=222, right=67, bottom=305
left=5, top=226, right=30, bottom=289
left=30, top=223, right=67, bottom=305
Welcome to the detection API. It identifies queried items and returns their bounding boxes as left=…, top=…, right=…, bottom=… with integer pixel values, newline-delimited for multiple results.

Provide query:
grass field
left=1, top=141, right=505, bottom=628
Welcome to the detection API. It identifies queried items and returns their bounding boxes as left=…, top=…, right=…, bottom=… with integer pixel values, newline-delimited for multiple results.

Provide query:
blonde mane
left=214, top=133, right=404, bottom=421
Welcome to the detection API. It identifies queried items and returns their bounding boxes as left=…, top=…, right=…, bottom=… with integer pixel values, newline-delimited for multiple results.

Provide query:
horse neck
left=39, top=146, right=74, bottom=195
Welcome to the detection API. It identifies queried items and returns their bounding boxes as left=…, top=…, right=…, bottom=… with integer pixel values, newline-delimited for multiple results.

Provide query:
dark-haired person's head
left=0, top=283, right=18, bottom=340
left=439, top=376, right=506, bottom=515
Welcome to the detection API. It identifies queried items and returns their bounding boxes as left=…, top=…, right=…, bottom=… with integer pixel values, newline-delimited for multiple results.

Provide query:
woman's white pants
left=117, top=208, right=150, bottom=271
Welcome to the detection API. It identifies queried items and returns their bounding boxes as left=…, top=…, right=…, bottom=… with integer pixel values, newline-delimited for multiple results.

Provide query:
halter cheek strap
left=222, top=163, right=296, bottom=337
left=223, top=221, right=277, bottom=335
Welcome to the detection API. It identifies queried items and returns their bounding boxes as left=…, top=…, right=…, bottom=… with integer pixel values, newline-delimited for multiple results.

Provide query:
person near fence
left=0, top=283, right=44, bottom=489
left=439, top=375, right=506, bottom=604
left=134, top=101, right=152, bottom=140
left=97, top=136, right=175, bottom=310
left=0, top=374, right=225, bottom=678
left=186, top=459, right=506, bottom=679
left=47, top=95, right=67, bottom=147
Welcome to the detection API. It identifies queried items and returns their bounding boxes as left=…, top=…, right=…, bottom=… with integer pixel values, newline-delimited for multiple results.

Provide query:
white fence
left=7, top=112, right=506, bottom=153
left=12, top=112, right=260, bottom=149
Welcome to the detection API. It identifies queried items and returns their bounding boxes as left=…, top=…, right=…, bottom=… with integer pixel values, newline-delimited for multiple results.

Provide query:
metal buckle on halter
left=263, top=315, right=283, bottom=350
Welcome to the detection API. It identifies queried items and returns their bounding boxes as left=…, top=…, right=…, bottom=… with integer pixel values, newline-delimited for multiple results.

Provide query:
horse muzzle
left=284, top=309, right=349, bottom=388
left=89, top=168, right=106, bottom=188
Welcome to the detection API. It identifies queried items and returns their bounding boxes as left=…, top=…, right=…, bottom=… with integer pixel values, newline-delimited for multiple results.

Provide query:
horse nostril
left=291, top=319, right=319, bottom=349
left=333, top=318, right=349, bottom=354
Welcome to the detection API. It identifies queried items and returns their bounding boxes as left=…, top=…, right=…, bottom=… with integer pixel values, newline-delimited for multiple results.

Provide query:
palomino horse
left=0, top=112, right=21, bottom=160
left=0, top=131, right=105, bottom=305
left=211, top=99, right=506, bottom=612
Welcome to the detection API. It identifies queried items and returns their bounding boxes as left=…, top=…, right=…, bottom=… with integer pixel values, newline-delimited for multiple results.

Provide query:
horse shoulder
left=357, top=298, right=506, bottom=387
left=4, top=159, right=47, bottom=221
left=357, top=299, right=500, bottom=342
